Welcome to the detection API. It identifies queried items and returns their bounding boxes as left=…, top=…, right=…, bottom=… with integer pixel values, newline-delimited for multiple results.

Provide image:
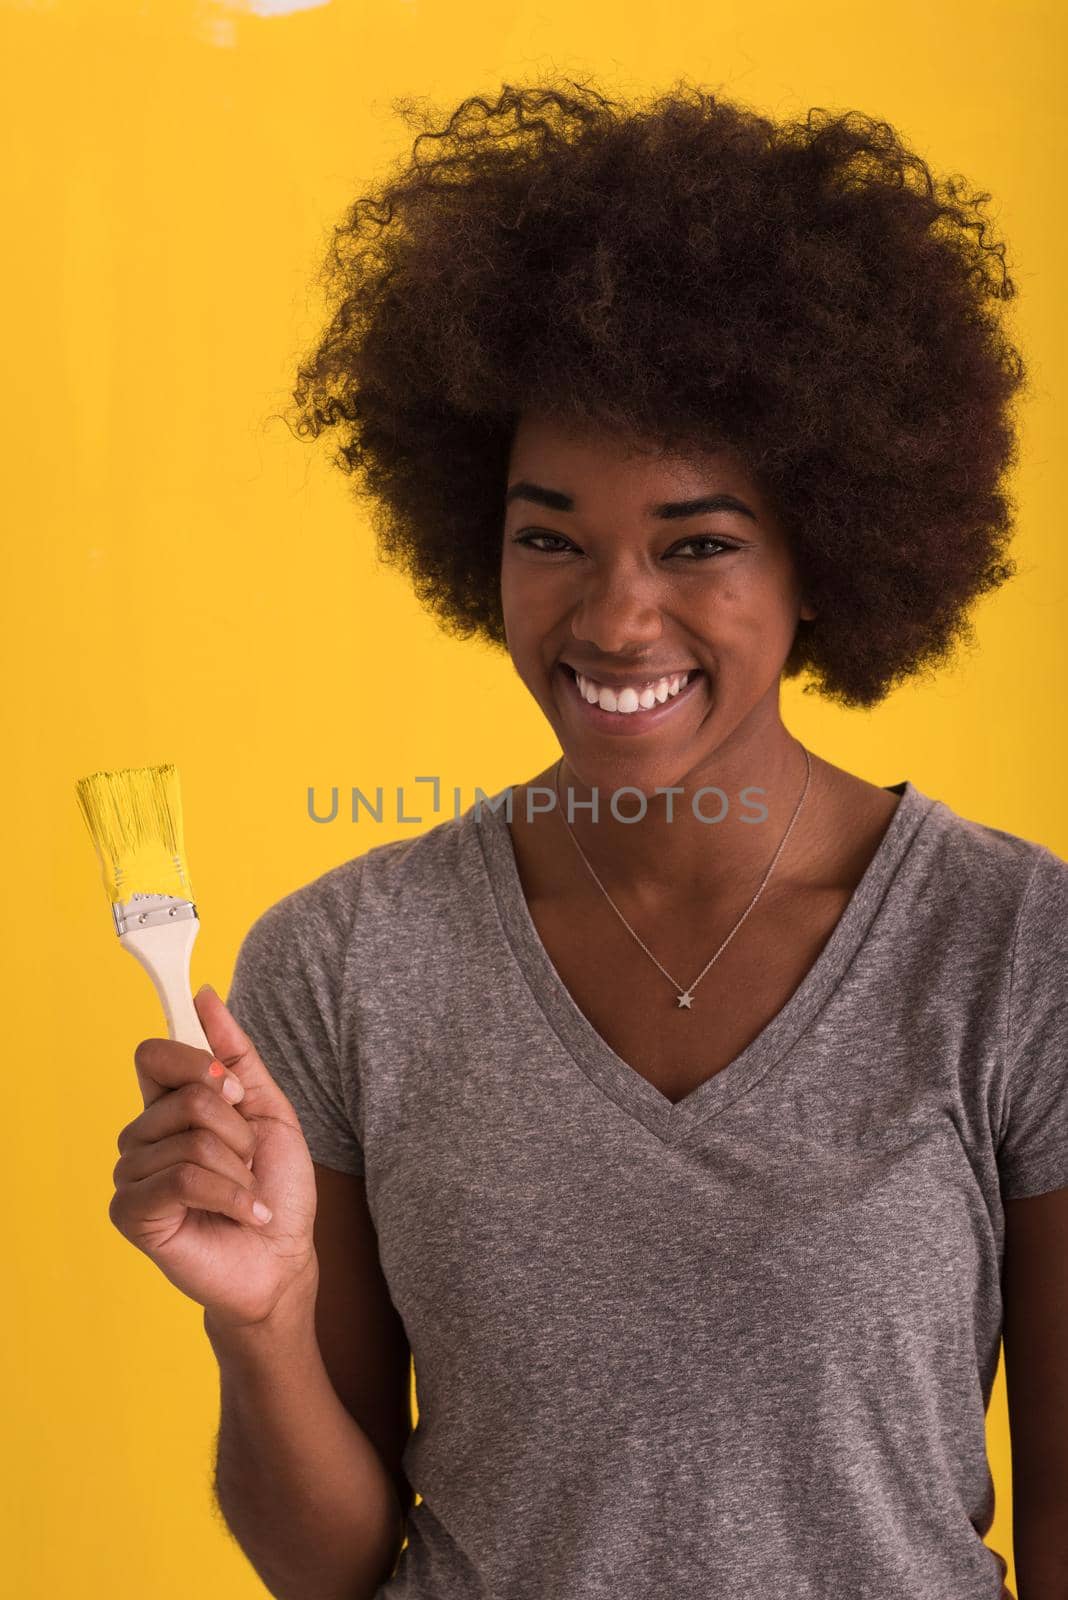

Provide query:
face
left=499, top=411, right=817, bottom=795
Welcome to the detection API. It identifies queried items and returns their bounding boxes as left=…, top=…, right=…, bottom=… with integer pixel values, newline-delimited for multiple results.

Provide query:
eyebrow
left=504, top=480, right=758, bottom=521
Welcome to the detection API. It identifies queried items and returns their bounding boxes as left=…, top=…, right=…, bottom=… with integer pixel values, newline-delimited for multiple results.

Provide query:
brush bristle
left=75, top=763, right=193, bottom=904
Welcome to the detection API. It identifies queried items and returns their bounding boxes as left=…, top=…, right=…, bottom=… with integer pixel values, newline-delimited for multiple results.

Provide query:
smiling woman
left=202, top=77, right=1068, bottom=1600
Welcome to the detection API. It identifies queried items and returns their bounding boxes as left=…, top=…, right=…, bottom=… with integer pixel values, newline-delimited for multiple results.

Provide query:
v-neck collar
left=473, top=778, right=939, bottom=1146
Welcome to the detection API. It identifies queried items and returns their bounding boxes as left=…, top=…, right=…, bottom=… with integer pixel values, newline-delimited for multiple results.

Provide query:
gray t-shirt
left=225, top=778, right=1068, bottom=1600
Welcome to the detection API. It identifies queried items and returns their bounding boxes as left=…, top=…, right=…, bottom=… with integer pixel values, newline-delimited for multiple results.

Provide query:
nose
left=569, top=562, right=664, bottom=656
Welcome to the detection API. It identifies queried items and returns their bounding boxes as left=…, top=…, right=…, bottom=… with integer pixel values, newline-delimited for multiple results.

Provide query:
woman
left=113, top=82, right=1067, bottom=1599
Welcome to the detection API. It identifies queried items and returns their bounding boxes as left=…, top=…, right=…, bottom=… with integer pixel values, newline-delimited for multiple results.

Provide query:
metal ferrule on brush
left=112, top=892, right=199, bottom=937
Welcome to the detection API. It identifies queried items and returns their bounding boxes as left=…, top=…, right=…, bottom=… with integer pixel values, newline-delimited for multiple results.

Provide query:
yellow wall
left=3, top=1, right=1063, bottom=1594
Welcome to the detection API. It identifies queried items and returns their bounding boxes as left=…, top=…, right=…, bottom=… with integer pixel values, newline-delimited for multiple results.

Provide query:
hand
left=110, top=985, right=319, bottom=1330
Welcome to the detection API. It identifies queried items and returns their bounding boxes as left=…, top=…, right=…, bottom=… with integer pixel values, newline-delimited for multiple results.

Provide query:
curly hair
left=282, top=77, right=1029, bottom=709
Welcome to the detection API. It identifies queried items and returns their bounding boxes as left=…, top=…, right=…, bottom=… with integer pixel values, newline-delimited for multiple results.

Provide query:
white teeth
left=574, top=669, right=694, bottom=714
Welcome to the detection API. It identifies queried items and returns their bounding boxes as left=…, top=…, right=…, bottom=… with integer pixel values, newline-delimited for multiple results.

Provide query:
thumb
left=193, top=984, right=287, bottom=1106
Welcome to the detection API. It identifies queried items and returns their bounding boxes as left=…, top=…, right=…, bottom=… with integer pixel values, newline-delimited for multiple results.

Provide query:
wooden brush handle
left=118, top=917, right=211, bottom=1052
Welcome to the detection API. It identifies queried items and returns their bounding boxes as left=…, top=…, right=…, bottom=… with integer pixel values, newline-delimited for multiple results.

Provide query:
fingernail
left=208, top=1061, right=225, bottom=1078
left=222, top=1075, right=245, bottom=1104
left=196, top=983, right=218, bottom=1000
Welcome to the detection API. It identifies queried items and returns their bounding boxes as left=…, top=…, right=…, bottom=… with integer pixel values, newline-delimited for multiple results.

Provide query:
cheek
left=500, top=569, right=550, bottom=673
left=711, top=572, right=791, bottom=625
left=500, top=561, right=561, bottom=632
left=499, top=549, right=528, bottom=612
left=499, top=560, right=524, bottom=647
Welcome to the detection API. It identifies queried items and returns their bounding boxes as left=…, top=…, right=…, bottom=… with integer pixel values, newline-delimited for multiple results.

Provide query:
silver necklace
left=552, top=742, right=812, bottom=1010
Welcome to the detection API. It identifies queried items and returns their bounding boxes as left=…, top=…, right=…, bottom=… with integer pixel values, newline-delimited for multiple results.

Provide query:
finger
left=133, top=1035, right=226, bottom=1111
left=117, top=1080, right=258, bottom=1167
left=192, top=985, right=286, bottom=1106
left=115, top=1126, right=258, bottom=1195
left=124, top=1162, right=273, bottom=1235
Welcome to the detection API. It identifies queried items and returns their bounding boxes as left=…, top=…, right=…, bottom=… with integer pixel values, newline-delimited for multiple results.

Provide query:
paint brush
left=74, top=763, right=211, bottom=1051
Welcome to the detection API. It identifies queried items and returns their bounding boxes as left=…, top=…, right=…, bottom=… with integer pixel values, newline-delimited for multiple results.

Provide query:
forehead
left=507, top=411, right=762, bottom=508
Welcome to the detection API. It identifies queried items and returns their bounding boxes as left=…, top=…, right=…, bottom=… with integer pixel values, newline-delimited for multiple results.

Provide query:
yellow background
left=3, top=0, right=1064, bottom=1594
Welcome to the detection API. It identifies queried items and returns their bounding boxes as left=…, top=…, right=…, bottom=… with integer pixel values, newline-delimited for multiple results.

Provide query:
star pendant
left=676, top=991, right=694, bottom=1009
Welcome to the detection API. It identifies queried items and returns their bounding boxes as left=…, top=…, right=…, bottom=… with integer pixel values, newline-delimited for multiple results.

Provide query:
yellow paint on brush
left=75, top=764, right=194, bottom=903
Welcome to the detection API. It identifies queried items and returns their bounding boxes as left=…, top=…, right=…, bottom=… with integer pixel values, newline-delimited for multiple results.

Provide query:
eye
left=668, top=536, right=736, bottom=560
left=510, top=531, right=577, bottom=554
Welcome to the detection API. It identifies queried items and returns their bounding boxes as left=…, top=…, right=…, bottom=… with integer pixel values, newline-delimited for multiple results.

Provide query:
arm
left=206, top=1161, right=413, bottom=1600
left=205, top=1264, right=406, bottom=1600
left=1002, top=1185, right=1068, bottom=1600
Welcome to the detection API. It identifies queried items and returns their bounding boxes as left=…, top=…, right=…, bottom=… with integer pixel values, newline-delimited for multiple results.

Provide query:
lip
left=556, top=662, right=707, bottom=736
left=561, top=661, right=703, bottom=690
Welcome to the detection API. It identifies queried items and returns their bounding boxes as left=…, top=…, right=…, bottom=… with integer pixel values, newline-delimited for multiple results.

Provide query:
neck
left=514, top=725, right=821, bottom=907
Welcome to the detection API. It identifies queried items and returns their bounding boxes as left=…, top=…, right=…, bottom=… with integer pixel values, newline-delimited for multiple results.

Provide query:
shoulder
left=930, top=797, right=1065, bottom=884
left=235, top=802, right=486, bottom=964
left=923, top=793, right=1068, bottom=946
left=235, top=853, right=364, bottom=969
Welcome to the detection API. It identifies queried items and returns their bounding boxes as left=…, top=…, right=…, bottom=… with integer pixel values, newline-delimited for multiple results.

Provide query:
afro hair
left=282, top=77, right=1030, bottom=709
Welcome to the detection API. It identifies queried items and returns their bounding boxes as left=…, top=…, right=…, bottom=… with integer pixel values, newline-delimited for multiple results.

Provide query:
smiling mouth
left=557, top=662, right=707, bottom=730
